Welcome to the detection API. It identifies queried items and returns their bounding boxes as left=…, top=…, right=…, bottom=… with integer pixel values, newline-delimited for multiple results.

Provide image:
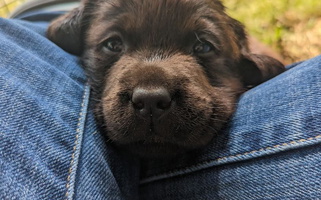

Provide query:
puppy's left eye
left=102, top=37, right=124, bottom=53
left=193, top=41, right=214, bottom=54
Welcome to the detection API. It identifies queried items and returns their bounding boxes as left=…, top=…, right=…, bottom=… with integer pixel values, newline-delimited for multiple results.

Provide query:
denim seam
left=140, top=134, right=321, bottom=184
left=65, top=84, right=90, bottom=200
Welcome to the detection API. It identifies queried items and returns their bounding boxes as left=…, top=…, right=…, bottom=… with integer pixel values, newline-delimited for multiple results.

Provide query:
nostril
left=156, top=98, right=171, bottom=110
left=131, top=87, right=172, bottom=118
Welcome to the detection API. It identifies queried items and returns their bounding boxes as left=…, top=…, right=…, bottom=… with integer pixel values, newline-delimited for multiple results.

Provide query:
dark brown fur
left=47, top=0, right=285, bottom=157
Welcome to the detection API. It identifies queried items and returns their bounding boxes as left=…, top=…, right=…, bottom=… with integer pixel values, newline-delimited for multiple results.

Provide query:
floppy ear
left=228, top=18, right=285, bottom=88
left=47, top=0, right=94, bottom=55
left=239, top=53, right=285, bottom=88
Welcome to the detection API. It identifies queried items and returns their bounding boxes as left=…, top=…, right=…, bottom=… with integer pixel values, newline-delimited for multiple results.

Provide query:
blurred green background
left=222, top=0, right=321, bottom=64
left=1, top=0, right=320, bottom=63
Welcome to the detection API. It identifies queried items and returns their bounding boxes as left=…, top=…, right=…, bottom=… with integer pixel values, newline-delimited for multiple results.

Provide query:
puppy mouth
left=116, top=122, right=214, bottom=157
left=148, top=121, right=155, bottom=133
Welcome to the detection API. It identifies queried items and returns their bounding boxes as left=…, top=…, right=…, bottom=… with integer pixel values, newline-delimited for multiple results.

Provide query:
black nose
left=132, top=87, right=172, bottom=119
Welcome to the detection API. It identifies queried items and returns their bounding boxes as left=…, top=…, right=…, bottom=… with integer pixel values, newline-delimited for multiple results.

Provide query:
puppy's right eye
left=102, top=37, right=123, bottom=53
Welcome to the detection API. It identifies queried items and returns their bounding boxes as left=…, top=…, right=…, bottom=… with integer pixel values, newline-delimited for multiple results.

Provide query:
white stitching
left=141, top=134, right=321, bottom=184
left=65, top=84, right=90, bottom=199
left=216, top=135, right=320, bottom=162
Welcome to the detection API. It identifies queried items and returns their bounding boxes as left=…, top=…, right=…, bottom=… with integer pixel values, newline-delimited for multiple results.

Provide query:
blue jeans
left=0, top=14, right=321, bottom=200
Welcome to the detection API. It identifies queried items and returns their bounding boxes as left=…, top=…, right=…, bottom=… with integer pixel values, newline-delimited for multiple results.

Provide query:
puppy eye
left=193, top=41, right=214, bottom=54
left=102, top=37, right=123, bottom=53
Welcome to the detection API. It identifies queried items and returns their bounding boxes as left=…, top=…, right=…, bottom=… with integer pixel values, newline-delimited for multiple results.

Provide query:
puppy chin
left=107, top=125, right=217, bottom=158
left=119, top=142, right=189, bottom=158
left=116, top=137, right=213, bottom=158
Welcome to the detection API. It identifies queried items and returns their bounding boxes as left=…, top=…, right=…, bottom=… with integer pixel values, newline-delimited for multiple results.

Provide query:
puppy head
left=48, top=0, right=284, bottom=157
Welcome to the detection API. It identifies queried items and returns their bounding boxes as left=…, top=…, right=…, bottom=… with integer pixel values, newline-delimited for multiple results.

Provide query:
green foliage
left=222, top=0, right=321, bottom=62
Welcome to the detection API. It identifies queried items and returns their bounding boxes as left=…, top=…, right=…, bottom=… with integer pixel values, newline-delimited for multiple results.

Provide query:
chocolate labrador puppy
left=47, top=0, right=284, bottom=157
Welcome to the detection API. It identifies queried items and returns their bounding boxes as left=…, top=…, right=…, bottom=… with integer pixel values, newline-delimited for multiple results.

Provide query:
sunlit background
left=222, top=0, right=321, bottom=64
left=0, top=0, right=25, bottom=17
left=1, top=0, right=320, bottom=63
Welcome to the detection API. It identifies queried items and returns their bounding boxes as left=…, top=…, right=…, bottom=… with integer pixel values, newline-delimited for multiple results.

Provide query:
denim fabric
left=1, top=13, right=321, bottom=200
left=0, top=18, right=139, bottom=200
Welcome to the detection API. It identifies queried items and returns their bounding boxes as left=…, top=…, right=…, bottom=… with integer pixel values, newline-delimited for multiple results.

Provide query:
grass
left=222, top=0, right=321, bottom=63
